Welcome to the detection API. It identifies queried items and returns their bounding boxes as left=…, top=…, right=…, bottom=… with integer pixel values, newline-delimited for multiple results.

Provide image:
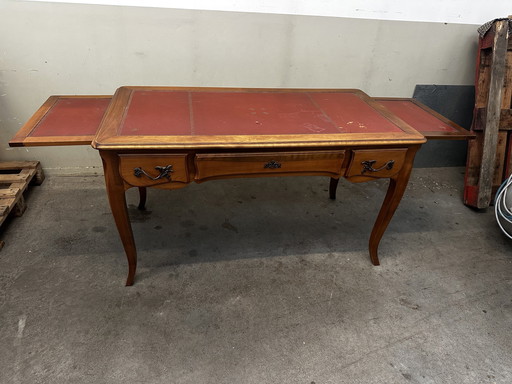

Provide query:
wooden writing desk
left=10, top=87, right=473, bottom=285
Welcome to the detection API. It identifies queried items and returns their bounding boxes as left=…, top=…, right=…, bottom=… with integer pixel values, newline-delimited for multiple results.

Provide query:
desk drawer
left=346, top=149, right=407, bottom=179
left=119, top=154, right=189, bottom=187
left=195, top=151, right=345, bottom=181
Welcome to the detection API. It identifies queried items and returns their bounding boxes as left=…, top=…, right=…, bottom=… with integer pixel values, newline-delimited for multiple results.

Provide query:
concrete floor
left=0, top=167, right=511, bottom=384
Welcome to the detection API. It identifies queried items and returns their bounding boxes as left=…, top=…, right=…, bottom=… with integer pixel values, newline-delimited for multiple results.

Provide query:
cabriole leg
left=100, top=151, right=137, bottom=286
left=368, top=146, right=419, bottom=265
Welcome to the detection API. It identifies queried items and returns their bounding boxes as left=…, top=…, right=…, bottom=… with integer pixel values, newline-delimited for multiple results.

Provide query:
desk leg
left=329, top=177, right=340, bottom=200
left=369, top=146, right=419, bottom=265
left=138, top=187, right=147, bottom=210
left=100, top=151, right=137, bottom=286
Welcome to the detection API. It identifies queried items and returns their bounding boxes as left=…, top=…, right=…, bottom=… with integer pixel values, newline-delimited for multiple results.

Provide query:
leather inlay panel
left=31, top=98, right=110, bottom=137
left=379, top=100, right=459, bottom=134
left=119, top=91, right=406, bottom=137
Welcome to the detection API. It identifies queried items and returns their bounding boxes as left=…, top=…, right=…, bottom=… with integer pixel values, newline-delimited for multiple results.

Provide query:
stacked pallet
left=465, top=17, right=512, bottom=209
left=0, top=161, right=45, bottom=233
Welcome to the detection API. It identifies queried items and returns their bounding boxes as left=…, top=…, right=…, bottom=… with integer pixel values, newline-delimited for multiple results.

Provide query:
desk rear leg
left=329, top=177, right=340, bottom=200
left=138, top=187, right=147, bottom=210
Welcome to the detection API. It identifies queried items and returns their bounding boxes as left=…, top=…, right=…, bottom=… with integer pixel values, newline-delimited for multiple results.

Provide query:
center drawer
left=194, top=151, right=345, bottom=181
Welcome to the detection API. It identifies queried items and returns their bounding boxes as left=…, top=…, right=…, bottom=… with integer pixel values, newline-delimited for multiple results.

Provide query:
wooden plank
left=463, top=132, right=507, bottom=205
left=464, top=131, right=484, bottom=206
left=477, top=20, right=510, bottom=208
left=481, top=30, right=495, bottom=50
left=494, top=132, right=508, bottom=185
left=0, top=174, right=30, bottom=183
left=501, top=21, right=512, bottom=180
left=473, top=108, right=512, bottom=130
left=505, top=131, right=512, bottom=178
left=503, top=50, right=512, bottom=109
left=0, top=161, right=40, bottom=170
left=0, top=162, right=42, bottom=185
left=0, top=205, right=9, bottom=216
left=0, top=188, right=21, bottom=198
left=499, top=109, right=512, bottom=129
left=0, top=198, right=16, bottom=208
left=475, top=48, right=493, bottom=108
left=0, top=197, right=16, bottom=227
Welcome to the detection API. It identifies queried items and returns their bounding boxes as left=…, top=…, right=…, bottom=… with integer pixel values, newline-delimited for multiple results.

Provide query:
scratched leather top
left=119, top=90, right=403, bottom=136
left=16, top=88, right=451, bottom=148
left=31, top=97, right=110, bottom=137
left=378, top=100, right=460, bottom=134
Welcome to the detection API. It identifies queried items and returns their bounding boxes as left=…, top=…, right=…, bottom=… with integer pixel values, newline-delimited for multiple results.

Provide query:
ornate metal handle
left=264, top=160, right=281, bottom=169
left=134, top=165, right=174, bottom=181
left=361, top=160, right=395, bottom=174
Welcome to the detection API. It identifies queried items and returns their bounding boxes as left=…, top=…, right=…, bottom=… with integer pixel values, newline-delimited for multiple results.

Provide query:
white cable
left=495, top=173, right=512, bottom=239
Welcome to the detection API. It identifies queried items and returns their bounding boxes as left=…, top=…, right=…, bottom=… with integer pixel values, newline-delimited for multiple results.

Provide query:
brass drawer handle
left=264, top=160, right=281, bottom=169
left=134, top=165, right=174, bottom=181
left=361, top=160, right=394, bottom=174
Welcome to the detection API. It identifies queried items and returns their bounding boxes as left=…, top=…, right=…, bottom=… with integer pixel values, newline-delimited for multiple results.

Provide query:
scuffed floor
left=0, top=167, right=510, bottom=384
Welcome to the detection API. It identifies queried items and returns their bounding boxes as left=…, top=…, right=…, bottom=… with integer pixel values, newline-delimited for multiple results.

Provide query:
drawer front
left=195, top=151, right=345, bottom=181
left=346, top=149, right=407, bottom=179
left=119, top=154, right=189, bottom=187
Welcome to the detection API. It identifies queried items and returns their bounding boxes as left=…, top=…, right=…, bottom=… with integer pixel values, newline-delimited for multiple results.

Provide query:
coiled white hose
left=495, top=173, right=512, bottom=239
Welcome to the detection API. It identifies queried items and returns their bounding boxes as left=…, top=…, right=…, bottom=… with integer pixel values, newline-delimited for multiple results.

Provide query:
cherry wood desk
left=10, top=87, right=473, bottom=285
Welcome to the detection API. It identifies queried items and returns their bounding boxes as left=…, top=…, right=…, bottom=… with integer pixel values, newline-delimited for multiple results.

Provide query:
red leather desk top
left=120, top=90, right=402, bottom=136
left=93, top=87, right=428, bottom=150
left=33, top=97, right=110, bottom=137
left=9, top=96, right=111, bottom=146
left=9, top=88, right=472, bottom=148
left=376, top=98, right=472, bottom=140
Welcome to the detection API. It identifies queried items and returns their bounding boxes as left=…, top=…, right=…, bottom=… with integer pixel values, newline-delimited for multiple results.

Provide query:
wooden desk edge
left=9, top=136, right=94, bottom=147
left=91, top=135, right=426, bottom=151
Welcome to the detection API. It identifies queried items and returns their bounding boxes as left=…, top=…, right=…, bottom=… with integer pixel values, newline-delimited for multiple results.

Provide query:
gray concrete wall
left=0, top=0, right=478, bottom=172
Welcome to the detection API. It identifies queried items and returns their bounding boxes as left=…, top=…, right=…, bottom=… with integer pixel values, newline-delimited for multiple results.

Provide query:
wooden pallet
left=0, top=161, right=45, bottom=230
left=464, top=18, right=512, bottom=208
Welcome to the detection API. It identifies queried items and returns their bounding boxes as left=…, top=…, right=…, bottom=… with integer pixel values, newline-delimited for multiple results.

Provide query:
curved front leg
left=100, top=151, right=137, bottom=286
left=369, top=175, right=408, bottom=265
left=368, top=146, right=419, bottom=265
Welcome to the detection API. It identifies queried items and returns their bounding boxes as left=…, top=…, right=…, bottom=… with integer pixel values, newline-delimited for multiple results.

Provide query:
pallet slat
left=0, top=174, right=31, bottom=183
left=0, top=205, right=9, bottom=216
left=0, top=161, right=40, bottom=170
left=474, top=108, right=512, bottom=130
left=0, top=188, right=21, bottom=198
left=0, top=161, right=44, bottom=230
